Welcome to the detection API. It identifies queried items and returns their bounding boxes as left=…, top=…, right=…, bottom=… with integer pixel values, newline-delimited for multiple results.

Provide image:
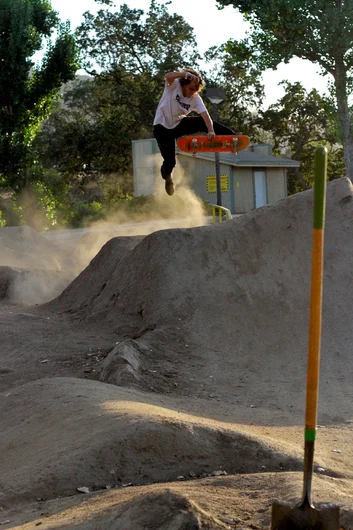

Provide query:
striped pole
left=302, top=146, right=327, bottom=505
left=305, top=146, right=327, bottom=441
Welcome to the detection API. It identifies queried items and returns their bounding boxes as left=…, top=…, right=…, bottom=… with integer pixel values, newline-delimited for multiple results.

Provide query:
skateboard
left=177, top=134, right=249, bottom=156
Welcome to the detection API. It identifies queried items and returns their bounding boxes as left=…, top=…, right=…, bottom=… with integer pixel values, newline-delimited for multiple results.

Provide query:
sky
left=49, top=0, right=330, bottom=109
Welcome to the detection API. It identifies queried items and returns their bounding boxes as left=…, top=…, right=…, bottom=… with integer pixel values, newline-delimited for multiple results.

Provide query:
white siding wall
left=132, top=139, right=162, bottom=196
left=267, top=168, right=287, bottom=203
left=233, top=168, right=254, bottom=213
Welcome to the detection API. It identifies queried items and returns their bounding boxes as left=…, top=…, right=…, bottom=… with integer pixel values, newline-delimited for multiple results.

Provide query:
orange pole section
left=305, top=228, right=324, bottom=431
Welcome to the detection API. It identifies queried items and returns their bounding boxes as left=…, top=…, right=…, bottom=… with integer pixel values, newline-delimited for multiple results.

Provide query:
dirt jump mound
left=48, top=178, right=353, bottom=426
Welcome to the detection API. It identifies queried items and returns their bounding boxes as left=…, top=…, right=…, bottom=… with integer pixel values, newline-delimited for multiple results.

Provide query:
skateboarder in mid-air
left=153, top=67, right=235, bottom=196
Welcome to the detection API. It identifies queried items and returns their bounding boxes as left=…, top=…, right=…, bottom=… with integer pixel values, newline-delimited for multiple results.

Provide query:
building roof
left=176, top=148, right=301, bottom=168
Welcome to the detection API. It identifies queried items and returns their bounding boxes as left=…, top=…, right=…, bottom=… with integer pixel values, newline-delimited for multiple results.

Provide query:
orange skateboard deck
left=177, top=134, right=249, bottom=155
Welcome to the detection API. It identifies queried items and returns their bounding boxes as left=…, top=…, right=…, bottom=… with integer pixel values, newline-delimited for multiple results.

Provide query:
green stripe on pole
left=313, top=146, right=327, bottom=230
left=305, top=428, right=317, bottom=442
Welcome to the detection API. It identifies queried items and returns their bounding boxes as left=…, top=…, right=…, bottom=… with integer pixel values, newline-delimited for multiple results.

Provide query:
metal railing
left=211, top=204, right=232, bottom=223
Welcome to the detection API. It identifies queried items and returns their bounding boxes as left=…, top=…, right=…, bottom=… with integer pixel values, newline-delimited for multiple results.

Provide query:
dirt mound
left=74, top=489, right=230, bottom=530
left=71, top=231, right=145, bottom=273
left=49, top=235, right=144, bottom=313
left=79, top=177, right=353, bottom=329
left=0, top=377, right=304, bottom=505
left=48, top=178, right=353, bottom=424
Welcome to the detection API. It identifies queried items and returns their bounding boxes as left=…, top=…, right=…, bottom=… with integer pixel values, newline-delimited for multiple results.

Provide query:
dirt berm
left=48, top=177, right=353, bottom=425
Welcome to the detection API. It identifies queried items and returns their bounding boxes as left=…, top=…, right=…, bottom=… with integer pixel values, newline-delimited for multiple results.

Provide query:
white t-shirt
left=153, top=78, right=207, bottom=129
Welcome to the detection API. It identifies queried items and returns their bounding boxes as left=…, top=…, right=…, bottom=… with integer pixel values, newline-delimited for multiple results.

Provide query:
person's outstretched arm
left=200, top=110, right=215, bottom=139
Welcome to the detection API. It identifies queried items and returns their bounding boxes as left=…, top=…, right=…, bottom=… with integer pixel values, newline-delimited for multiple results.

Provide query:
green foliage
left=297, top=143, right=345, bottom=189
left=216, top=0, right=353, bottom=73
left=259, top=81, right=337, bottom=154
left=258, top=81, right=341, bottom=192
left=30, top=181, right=57, bottom=228
left=0, top=194, right=23, bottom=226
left=0, top=170, right=61, bottom=229
left=0, top=210, right=6, bottom=227
left=35, top=1, right=203, bottom=182
left=216, top=0, right=353, bottom=179
left=76, top=0, right=200, bottom=76
left=67, top=200, right=106, bottom=228
left=0, top=0, right=80, bottom=189
left=203, top=38, right=265, bottom=134
left=31, top=167, right=133, bottom=229
left=34, top=76, right=145, bottom=177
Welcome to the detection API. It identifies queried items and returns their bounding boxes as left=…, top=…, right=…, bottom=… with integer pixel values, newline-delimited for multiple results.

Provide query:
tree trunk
left=334, top=64, right=353, bottom=181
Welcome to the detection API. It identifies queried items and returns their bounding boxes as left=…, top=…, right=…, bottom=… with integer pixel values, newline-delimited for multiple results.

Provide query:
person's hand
left=184, top=71, right=198, bottom=83
left=207, top=131, right=215, bottom=140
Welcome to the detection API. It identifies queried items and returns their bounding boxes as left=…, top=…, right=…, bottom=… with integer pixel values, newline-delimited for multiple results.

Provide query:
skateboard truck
left=192, top=138, right=198, bottom=156
left=231, top=136, right=238, bottom=155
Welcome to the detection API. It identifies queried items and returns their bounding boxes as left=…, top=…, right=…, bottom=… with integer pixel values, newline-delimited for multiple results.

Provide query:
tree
left=0, top=0, right=79, bottom=189
left=258, top=81, right=342, bottom=191
left=34, top=76, right=141, bottom=179
left=203, top=38, right=265, bottom=135
left=75, top=0, right=202, bottom=137
left=76, top=0, right=201, bottom=77
left=216, top=0, right=353, bottom=181
left=40, top=0, right=202, bottom=179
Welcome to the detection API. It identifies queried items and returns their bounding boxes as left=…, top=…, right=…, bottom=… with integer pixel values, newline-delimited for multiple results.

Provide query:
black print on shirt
left=176, top=94, right=190, bottom=111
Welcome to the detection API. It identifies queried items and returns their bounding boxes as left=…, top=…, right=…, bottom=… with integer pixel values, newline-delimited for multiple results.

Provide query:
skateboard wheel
left=192, top=138, right=198, bottom=156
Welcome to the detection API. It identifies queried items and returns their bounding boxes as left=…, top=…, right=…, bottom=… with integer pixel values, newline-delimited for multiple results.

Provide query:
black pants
left=153, top=116, right=235, bottom=177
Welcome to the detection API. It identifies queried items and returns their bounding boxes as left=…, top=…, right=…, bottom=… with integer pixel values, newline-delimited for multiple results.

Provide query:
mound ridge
left=50, top=235, right=143, bottom=313
left=0, top=377, right=304, bottom=504
left=81, top=489, right=230, bottom=530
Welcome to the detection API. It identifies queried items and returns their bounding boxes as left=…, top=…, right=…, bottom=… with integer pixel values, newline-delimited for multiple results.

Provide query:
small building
left=132, top=139, right=300, bottom=214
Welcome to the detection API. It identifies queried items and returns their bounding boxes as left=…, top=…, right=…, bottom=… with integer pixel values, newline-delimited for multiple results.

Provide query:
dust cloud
left=0, top=170, right=210, bottom=306
left=67, top=166, right=209, bottom=274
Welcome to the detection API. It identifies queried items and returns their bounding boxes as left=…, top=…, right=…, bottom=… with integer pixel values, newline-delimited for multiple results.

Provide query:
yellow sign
left=206, top=175, right=229, bottom=193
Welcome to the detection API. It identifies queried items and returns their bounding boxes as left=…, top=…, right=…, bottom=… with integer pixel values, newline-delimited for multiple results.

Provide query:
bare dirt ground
left=0, top=180, right=353, bottom=529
